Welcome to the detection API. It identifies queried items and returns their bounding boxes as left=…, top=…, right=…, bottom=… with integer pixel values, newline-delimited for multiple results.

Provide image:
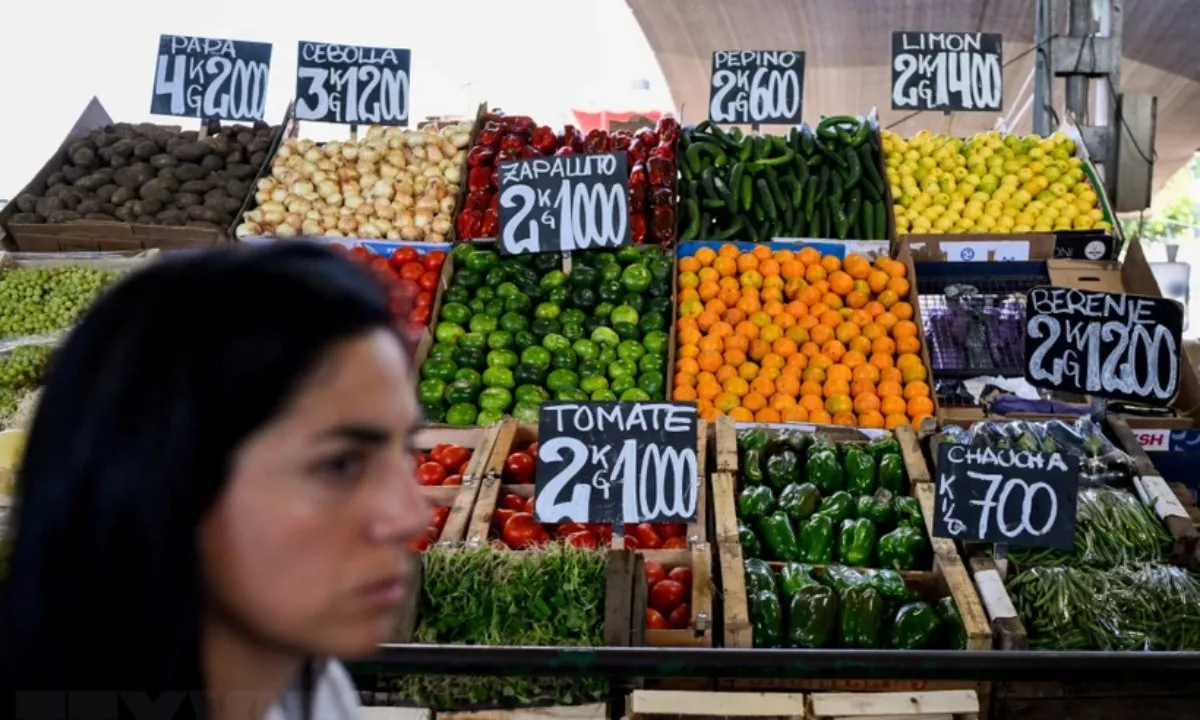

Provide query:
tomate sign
left=294, top=41, right=411, bottom=126
left=533, top=402, right=699, bottom=526
left=152, top=35, right=272, bottom=122
left=709, top=51, right=806, bottom=125
left=1024, top=287, right=1183, bottom=405
left=891, top=32, right=1002, bottom=112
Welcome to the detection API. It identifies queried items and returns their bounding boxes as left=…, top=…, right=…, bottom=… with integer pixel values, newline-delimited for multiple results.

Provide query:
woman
left=0, top=243, right=427, bottom=719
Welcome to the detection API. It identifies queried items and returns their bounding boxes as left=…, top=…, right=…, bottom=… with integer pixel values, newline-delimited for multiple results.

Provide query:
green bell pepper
left=759, top=512, right=803, bottom=561
left=937, top=596, right=968, bottom=650
left=840, top=586, right=885, bottom=648
left=742, top=449, right=765, bottom=485
left=807, top=435, right=836, bottom=458
left=855, top=488, right=895, bottom=527
left=820, top=564, right=866, bottom=594
left=798, top=514, right=835, bottom=564
left=890, top=601, right=943, bottom=649
left=765, top=448, right=801, bottom=490
left=877, top=526, right=926, bottom=571
left=778, top=562, right=817, bottom=596
left=844, top=445, right=877, bottom=495
left=737, top=485, right=776, bottom=521
left=806, top=448, right=845, bottom=494
left=894, top=496, right=923, bottom=529
left=867, top=436, right=901, bottom=461
left=739, top=427, right=769, bottom=453
left=863, top=568, right=910, bottom=604
left=817, top=490, right=854, bottom=524
left=778, top=482, right=821, bottom=522
left=787, top=584, right=839, bottom=649
left=838, top=518, right=877, bottom=567
left=878, top=453, right=906, bottom=494
left=744, top=558, right=777, bottom=595
left=750, top=588, right=784, bottom=648
left=738, top=519, right=762, bottom=559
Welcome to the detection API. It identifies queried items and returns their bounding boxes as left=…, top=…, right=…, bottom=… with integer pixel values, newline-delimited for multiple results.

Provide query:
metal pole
left=1065, top=0, right=1095, bottom=122
left=1033, top=0, right=1052, bottom=135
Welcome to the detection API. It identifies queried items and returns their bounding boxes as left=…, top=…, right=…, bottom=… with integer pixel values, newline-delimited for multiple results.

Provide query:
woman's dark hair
left=0, top=242, right=394, bottom=716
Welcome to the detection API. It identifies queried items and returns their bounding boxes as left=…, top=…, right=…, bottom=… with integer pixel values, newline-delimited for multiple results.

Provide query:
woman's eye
left=316, top=450, right=367, bottom=481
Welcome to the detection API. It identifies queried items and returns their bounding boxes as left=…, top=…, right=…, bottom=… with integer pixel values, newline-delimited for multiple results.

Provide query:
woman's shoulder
left=266, top=660, right=361, bottom=720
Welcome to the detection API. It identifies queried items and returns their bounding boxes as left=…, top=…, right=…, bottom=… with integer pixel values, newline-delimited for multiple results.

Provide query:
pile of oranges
left=672, top=244, right=934, bottom=429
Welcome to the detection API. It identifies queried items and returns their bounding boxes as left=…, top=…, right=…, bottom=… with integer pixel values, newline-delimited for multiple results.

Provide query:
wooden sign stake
left=349, top=123, right=359, bottom=142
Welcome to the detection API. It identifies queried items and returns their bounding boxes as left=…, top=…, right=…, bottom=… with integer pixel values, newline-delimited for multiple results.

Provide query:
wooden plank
left=631, top=552, right=647, bottom=647
left=714, top=470, right=752, bottom=649
left=715, top=415, right=739, bottom=474
left=691, top=420, right=710, bottom=546
left=360, top=709, right=431, bottom=720
left=437, top=704, right=608, bottom=720
left=604, top=549, right=637, bottom=647
left=465, top=420, right=520, bottom=548
left=808, top=690, right=978, bottom=718
left=895, top=424, right=930, bottom=486
left=712, top=471, right=741, bottom=544
left=933, top=548, right=992, bottom=651
left=968, top=557, right=1028, bottom=650
left=641, top=547, right=713, bottom=647
left=630, top=689, right=808, bottom=718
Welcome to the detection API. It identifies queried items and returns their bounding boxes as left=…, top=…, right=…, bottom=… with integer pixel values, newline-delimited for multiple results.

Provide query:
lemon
left=1017, top=212, right=1037, bottom=226
left=1073, top=215, right=1094, bottom=229
left=957, top=217, right=976, bottom=230
left=1017, top=168, right=1034, bottom=183
left=895, top=215, right=911, bottom=232
left=1096, top=221, right=1112, bottom=230
left=1013, top=224, right=1033, bottom=232
left=1033, top=223, right=1052, bottom=232
left=911, top=215, right=933, bottom=231
left=922, top=206, right=943, bottom=221
left=977, top=215, right=998, bottom=230
left=1090, top=208, right=1105, bottom=221
left=934, top=215, right=956, bottom=231
left=997, top=215, right=1016, bottom=229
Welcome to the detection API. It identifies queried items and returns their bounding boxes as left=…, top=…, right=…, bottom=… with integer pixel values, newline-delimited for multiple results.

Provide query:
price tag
left=891, top=32, right=1002, bottom=112
left=934, top=444, right=1079, bottom=550
left=295, top=42, right=411, bottom=126
left=534, top=402, right=699, bottom=525
left=709, top=51, right=806, bottom=125
left=1024, top=287, right=1184, bottom=405
left=151, top=35, right=272, bottom=122
left=497, top=153, right=630, bottom=255
left=1053, top=231, right=1115, bottom=261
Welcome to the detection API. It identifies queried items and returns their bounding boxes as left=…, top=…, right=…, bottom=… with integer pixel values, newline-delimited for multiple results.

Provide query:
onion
left=400, top=225, right=424, bottom=241
left=426, top=144, right=445, bottom=163
left=235, top=222, right=260, bottom=237
left=359, top=223, right=382, bottom=239
left=386, top=228, right=401, bottom=240
left=298, top=139, right=316, bottom=153
left=451, top=132, right=471, bottom=149
left=303, top=148, right=322, bottom=163
left=427, top=231, right=446, bottom=243
left=337, top=216, right=359, bottom=233
left=396, top=210, right=414, bottom=228
left=301, top=220, right=323, bottom=235
left=414, top=209, right=433, bottom=228
left=432, top=216, right=452, bottom=235
left=284, top=213, right=303, bottom=230
left=372, top=218, right=392, bottom=235
left=342, top=144, right=359, bottom=161
left=275, top=223, right=298, bottom=238
left=444, top=165, right=462, bottom=184
left=323, top=229, right=344, bottom=237
left=317, top=179, right=339, bottom=198
left=416, top=195, right=440, bottom=213
left=439, top=196, right=457, bottom=215
left=395, top=194, right=415, bottom=211
left=245, top=209, right=263, bottom=224
left=344, top=194, right=365, bottom=211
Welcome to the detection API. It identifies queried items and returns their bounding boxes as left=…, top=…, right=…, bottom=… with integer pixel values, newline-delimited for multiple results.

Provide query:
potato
left=175, top=192, right=202, bottom=208
left=227, top=149, right=245, bottom=164
left=174, top=163, right=207, bottom=182
left=250, top=151, right=268, bottom=168
left=10, top=213, right=43, bottom=224
left=200, top=154, right=225, bottom=173
left=131, top=199, right=165, bottom=217
left=89, top=129, right=116, bottom=147
left=61, top=166, right=85, bottom=184
left=46, top=210, right=82, bottom=223
left=156, top=209, right=187, bottom=226
left=133, top=140, right=159, bottom=159
left=70, top=146, right=97, bottom=168
left=207, top=197, right=242, bottom=216
left=226, top=179, right=250, bottom=200
left=186, top=205, right=223, bottom=223
left=93, top=184, right=118, bottom=203
left=150, top=154, right=178, bottom=170
left=75, top=173, right=111, bottom=192
left=209, top=136, right=231, bottom=156
left=179, top=179, right=211, bottom=194
left=45, top=171, right=65, bottom=188
left=172, top=142, right=210, bottom=163
left=75, top=199, right=103, bottom=215
left=134, top=215, right=158, bottom=225
left=15, top=194, right=37, bottom=213
left=226, top=163, right=256, bottom=180
left=58, top=190, right=83, bottom=210
left=35, top=196, right=64, bottom=216
left=186, top=221, right=222, bottom=230
left=108, top=139, right=136, bottom=159
left=110, top=187, right=135, bottom=206
left=139, top=179, right=173, bottom=202
left=114, top=204, right=136, bottom=222
left=109, top=155, right=130, bottom=169
left=84, top=213, right=118, bottom=221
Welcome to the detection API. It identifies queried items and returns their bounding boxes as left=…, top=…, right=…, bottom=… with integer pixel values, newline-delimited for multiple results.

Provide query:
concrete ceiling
left=627, top=0, right=1200, bottom=195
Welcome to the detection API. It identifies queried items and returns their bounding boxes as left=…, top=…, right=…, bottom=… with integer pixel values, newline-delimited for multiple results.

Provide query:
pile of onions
left=236, top=121, right=473, bottom=241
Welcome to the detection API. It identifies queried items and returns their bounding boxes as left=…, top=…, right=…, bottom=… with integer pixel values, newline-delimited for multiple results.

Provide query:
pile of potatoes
left=9, top=121, right=279, bottom=230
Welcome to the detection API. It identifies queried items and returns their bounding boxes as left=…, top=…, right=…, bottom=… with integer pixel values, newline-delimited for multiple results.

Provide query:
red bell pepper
left=476, top=121, right=502, bottom=149
left=626, top=139, right=648, bottom=166
left=655, top=116, right=680, bottom=145
left=464, top=190, right=491, bottom=211
left=468, top=166, right=492, bottom=194
left=481, top=208, right=499, bottom=237
left=651, top=186, right=673, bottom=206
left=651, top=143, right=675, bottom=162
left=634, top=127, right=659, bottom=148
left=609, top=131, right=632, bottom=152
left=499, top=133, right=526, bottom=158
left=467, top=145, right=495, bottom=168
left=651, top=204, right=674, bottom=243
left=554, top=146, right=575, bottom=156
left=520, top=145, right=542, bottom=159
left=503, top=116, right=536, bottom=136
left=456, top=209, right=483, bottom=240
left=647, top=156, right=674, bottom=188
left=530, top=126, right=558, bottom=155
left=631, top=214, right=647, bottom=245
left=561, top=125, right=583, bottom=152
left=584, top=129, right=609, bottom=153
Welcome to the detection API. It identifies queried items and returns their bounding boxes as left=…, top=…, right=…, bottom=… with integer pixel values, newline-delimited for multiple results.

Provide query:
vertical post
left=349, top=123, right=359, bottom=142
left=1064, top=0, right=1095, bottom=123
left=1033, top=0, right=1053, bottom=136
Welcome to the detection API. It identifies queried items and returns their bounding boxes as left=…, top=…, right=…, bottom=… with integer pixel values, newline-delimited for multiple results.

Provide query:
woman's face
left=200, top=329, right=427, bottom=658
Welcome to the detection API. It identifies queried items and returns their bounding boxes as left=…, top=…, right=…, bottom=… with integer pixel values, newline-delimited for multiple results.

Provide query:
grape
left=0, top=265, right=122, bottom=339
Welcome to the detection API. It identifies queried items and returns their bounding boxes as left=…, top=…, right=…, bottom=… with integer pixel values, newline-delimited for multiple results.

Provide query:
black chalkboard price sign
left=152, top=35, right=272, bottom=122
left=498, top=153, right=630, bottom=255
left=1024, top=286, right=1184, bottom=405
left=891, top=32, right=1002, bottom=112
left=934, top=443, right=1079, bottom=550
left=295, top=41, right=411, bottom=126
left=533, top=402, right=699, bottom=526
left=709, top=51, right=805, bottom=125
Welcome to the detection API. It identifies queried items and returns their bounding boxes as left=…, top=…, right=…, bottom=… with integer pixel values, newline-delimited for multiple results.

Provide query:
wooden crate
left=467, top=419, right=713, bottom=647
left=628, top=689, right=980, bottom=720
left=413, top=425, right=502, bottom=545
left=437, top=705, right=609, bottom=720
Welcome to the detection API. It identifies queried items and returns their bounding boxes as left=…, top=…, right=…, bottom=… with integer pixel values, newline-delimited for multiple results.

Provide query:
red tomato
left=491, top=508, right=516, bottom=531
left=623, top=535, right=642, bottom=550
left=418, top=270, right=440, bottom=293
left=667, top=603, right=691, bottom=630
left=390, top=247, right=419, bottom=268
left=414, top=291, right=435, bottom=308
left=649, top=579, right=687, bottom=613
left=644, top=561, right=666, bottom=587
left=588, top=524, right=614, bottom=543
left=658, top=523, right=687, bottom=539
left=438, top=446, right=471, bottom=471
left=499, top=494, right=526, bottom=512
left=396, top=278, right=420, bottom=299
left=645, top=609, right=668, bottom=631
left=408, top=526, right=439, bottom=552
left=504, top=451, right=535, bottom=484
left=558, top=523, right=589, bottom=537
left=566, top=530, right=598, bottom=549
left=526, top=441, right=539, bottom=456
left=502, top=513, right=546, bottom=549
left=417, top=462, right=447, bottom=486
left=458, top=460, right=470, bottom=475
left=409, top=306, right=431, bottom=326
left=523, top=495, right=536, bottom=514
left=632, top=523, right=664, bottom=549
left=428, top=444, right=450, bottom=463
left=412, top=451, right=427, bottom=467
left=431, top=506, right=450, bottom=530
left=422, top=250, right=446, bottom=272
left=662, top=537, right=688, bottom=550
left=442, top=474, right=463, bottom=486
left=399, top=262, right=424, bottom=282
left=353, top=246, right=373, bottom=261
left=371, top=257, right=392, bottom=275
left=668, top=567, right=692, bottom=589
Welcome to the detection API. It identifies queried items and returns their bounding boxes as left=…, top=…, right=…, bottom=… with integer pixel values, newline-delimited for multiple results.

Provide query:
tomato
left=645, top=609, right=668, bottom=631
left=390, top=296, right=413, bottom=319
left=422, top=250, right=447, bottom=272
left=443, top=474, right=463, bottom=486
left=662, top=537, right=688, bottom=549
left=417, top=462, right=447, bottom=486
left=566, top=530, right=598, bottom=548
left=558, top=522, right=589, bottom=537
left=588, top=524, right=613, bottom=543
left=396, top=278, right=420, bottom=300
left=391, top=247, right=419, bottom=269
left=409, top=305, right=432, bottom=327
left=631, top=523, right=663, bottom=549
left=649, top=579, right=687, bottom=613
left=418, top=270, right=440, bottom=293
left=658, top=523, right=687, bottom=539
left=644, top=561, right=666, bottom=587
left=400, top=262, right=424, bottom=282
left=500, top=494, right=526, bottom=512
left=353, top=246, right=373, bottom=261
left=408, top=526, right=439, bottom=552
left=458, top=461, right=470, bottom=475
left=623, top=535, right=642, bottom=550
left=491, top=508, right=516, bottom=531
left=371, top=257, right=392, bottom=276
left=504, top=451, right=536, bottom=484
left=412, top=451, right=427, bottom=466
left=432, top=506, right=450, bottom=530
left=667, top=603, right=691, bottom=630
left=429, top=444, right=450, bottom=463
left=523, top=495, right=536, bottom=514
left=414, top=291, right=435, bottom=308
left=438, top=446, right=471, bottom=471
left=668, top=567, right=692, bottom=588
left=526, top=441, right=538, bottom=456
left=502, top=513, right=546, bottom=549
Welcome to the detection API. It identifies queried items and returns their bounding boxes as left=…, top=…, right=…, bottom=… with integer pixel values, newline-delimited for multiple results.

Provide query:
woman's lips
left=360, top=576, right=407, bottom=606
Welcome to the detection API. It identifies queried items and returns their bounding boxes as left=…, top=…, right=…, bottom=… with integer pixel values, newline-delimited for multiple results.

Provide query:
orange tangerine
left=797, top=247, right=821, bottom=265
left=760, top=324, right=784, bottom=344
left=775, top=314, right=796, bottom=330
left=723, top=333, right=749, bottom=352
left=697, top=350, right=724, bottom=373
left=723, top=376, right=750, bottom=397
left=741, top=391, right=767, bottom=412
left=772, top=337, right=799, bottom=357
left=829, top=271, right=854, bottom=296
left=817, top=310, right=840, bottom=328
left=800, top=341, right=821, bottom=357
left=872, top=337, right=896, bottom=356
left=737, top=254, right=759, bottom=273
left=715, top=365, right=739, bottom=384
left=853, top=363, right=881, bottom=384
left=723, top=307, right=747, bottom=325
left=876, top=312, right=899, bottom=331
left=749, top=339, right=772, bottom=361
left=893, top=320, right=919, bottom=340
left=705, top=298, right=728, bottom=316
left=787, top=326, right=811, bottom=345
left=888, top=277, right=911, bottom=297
left=781, top=259, right=805, bottom=280
left=738, top=361, right=760, bottom=381
left=760, top=287, right=784, bottom=304
left=774, top=248, right=796, bottom=263
left=770, top=394, right=796, bottom=412
left=718, top=286, right=741, bottom=307
left=881, top=395, right=908, bottom=416
left=698, top=336, right=723, bottom=354
left=723, top=349, right=747, bottom=368
left=904, top=381, right=931, bottom=399
left=883, top=258, right=907, bottom=278
left=698, top=267, right=720, bottom=284
left=801, top=372, right=825, bottom=392
left=880, top=366, right=903, bottom=384
left=877, top=379, right=903, bottom=398
left=713, top=392, right=741, bottom=413
left=824, top=378, right=851, bottom=398
left=810, top=325, right=834, bottom=346
left=823, top=340, right=847, bottom=362
left=859, top=410, right=885, bottom=428
left=901, top=364, right=928, bottom=383
left=728, top=407, right=754, bottom=422
left=700, top=408, right=722, bottom=422
left=713, top=255, right=737, bottom=277
left=826, top=363, right=853, bottom=382
left=782, top=405, right=810, bottom=422
left=809, top=353, right=834, bottom=371
left=892, top=301, right=914, bottom=321
left=850, top=379, right=877, bottom=398
left=832, top=411, right=857, bottom=427
left=755, top=408, right=782, bottom=423
left=760, top=366, right=781, bottom=382
left=809, top=409, right=833, bottom=424
left=749, top=311, right=772, bottom=328
left=717, top=243, right=740, bottom=258
left=845, top=290, right=869, bottom=309
left=751, top=376, right=776, bottom=397
left=694, top=247, right=717, bottom=266
left=841, top=350, right=866, bottom=369
left=910, top=413, right=932, bottom=430
left=696, top=310, right=720, bottom=332
left=908, top=396, right=935, bottom=417
left=864, top=300, right=886, bottom=317
left=896, top=353, right=923, bottom=370
left=885, top=413, right=909, bottom=429
left=844, top=253, right=871, bottom=278
left=805, top=264, right=828, bottom=284
left=853, top=392, right=882, bottom=414
left=679, top=256, right=701, bottom=273
left=678, top=326, right=702, bottom=346
left=867, top=270, right=890, bottom=293
left=679, top=299, right=703, bottom=318
left=762, top=299, right=785, bottom=317
left=896, top=336, right=921, bottom=355
left=673, top=386, right=698, bottom=401
left=735, top=321, right=760, bottom=339
left=799, top=394, right=824, bottom=412
left=835, top=322, right=861, bottom=344
left=797, top=286, right=822, bottom=306
left=849, top=336, right=873, bottom=355
left=759, top=259, right=781, bottom=277
left=678, top=344, right=699, bottom=360
left=740, top=270, right=764, bottom=289
left=825, top=393, right=853, bottom=414
left=761, top=353, right=786, bottom=371
left=878, top=290, right=900, bottom=309
left=696, top=383, right=720, bottom=402
left=736, top=296, right=761, bottom=315
left=677, top=356, right=701, bottom=374
left=786, top=353, right=808, bottom=370
left=710, top=320, right=734, bottom=338
left=776, top=374, right=802, bottom=397
left=862, top=322, right=887, bottom=341
left=821, top=255, right=841, bottom=273
left=750, top=245, right=772, bottom=261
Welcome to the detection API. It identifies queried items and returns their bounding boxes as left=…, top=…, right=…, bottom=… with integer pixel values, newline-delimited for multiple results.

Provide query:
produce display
left=734, top=428, right=927, bottom=571
left=744, top=559, right=967, bottom=649
left=398, top=544, right=607, bottom=708
left=456, top=112, right=680, bottom=246
left=238, top=121, right=473, bottom=240
left=418, top=244, right=673, bottom=426
left=675, top=245, right=931, bottom=428
left=414, top=442, right=473, bottom=486
left=644, top=559, right=694, bottom=631
left=335, top=244, right=447, bottom=345
left=409, top=505, right=453, bottom=552
left=0, top=264, right=123, bottom=339
left=10, top=121, right=278, bottom=229
left=0, top=345, right=53, bottom=428
left=677, top=117, right=888, bottom=243
left=881, top=129, right=1112, bottom=235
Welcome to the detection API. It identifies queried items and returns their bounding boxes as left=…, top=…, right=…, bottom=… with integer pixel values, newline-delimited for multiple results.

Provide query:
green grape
left=0, top=265, right=122, bottom=339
